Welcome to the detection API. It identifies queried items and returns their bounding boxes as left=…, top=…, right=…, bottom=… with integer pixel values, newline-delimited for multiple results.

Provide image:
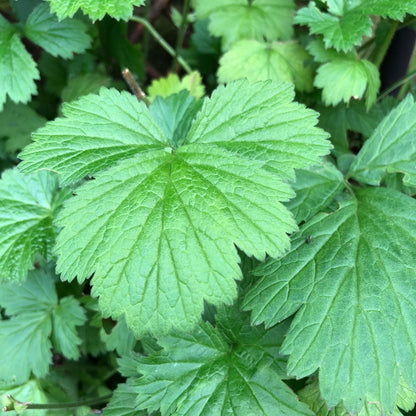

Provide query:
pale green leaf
left=349, top=94, right=416, bottom=187
left=285, top=160, right=344, bottom=224
left=19, top=80, right=330, bottom=336
left=44, top=0, right=145, bottom=20
left=314, top=58, right=380, bottom=109
left=0, top=101, right=46, bottom=153
left=244, top=187, right=416, bottom=413
left=0, top=169, right=68, bottom=281
left=194, top=0, right=295, bottom=50
left=25, top=3, right=91, bottom=59
left=307, top=38, right=356, bottom=63
left=0, top=15, right=39, bottom=110
left=133, top=319, right=312, bottom=416
left=218, top=39, right=313, bottom=92
left=295, top=0, right=416, bottom=52
left=101, top=315, right=137, bottom=356
left=147, top=71, right=205, bottom=102
left=103, top=383, right=146, bottom=416
left=0, top=270, right=86, bottom=383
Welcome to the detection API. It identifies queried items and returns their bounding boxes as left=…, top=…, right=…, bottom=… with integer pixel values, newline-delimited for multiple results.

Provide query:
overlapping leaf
left=0, top=169, right=69, bottom=281
left=244, top=187, right=416, bottom=413
left=349, top=94, right=416, bottom=187
left=19, top=80, right=330, bottom=336
left=0, top=269, right=86, bottom=383
left=218, top=40, right=313, bottom=91
left=44, top=0, right=145, bottom=20
left=296, top=0, right=416, bottom=52
left=194, top=0, right=295, bottom=49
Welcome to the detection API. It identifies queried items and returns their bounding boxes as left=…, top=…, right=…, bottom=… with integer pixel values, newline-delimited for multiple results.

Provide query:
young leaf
left=244, top=187, right=416, bottom=414
left=296, top=0, right=416, bottom=52
left=194, top=0, right=295, bottom=50
left=0, top=269, right=86, bottom=383
left=349, top=95, right=416, bottom=187
left=44, top=0, right=145, bottom=20
left=0, top=169, right=69, bottom=281
left=132, top=317, right=312, bottom=416
left=24, top=3, right=91, bottom=59
left=218, top=40, right=313, bottom=92
left=0, top=15, right=39, bottom=110
left=314, top=58, right=380, bottom=109
left=19, top=80, right=330, bottom=336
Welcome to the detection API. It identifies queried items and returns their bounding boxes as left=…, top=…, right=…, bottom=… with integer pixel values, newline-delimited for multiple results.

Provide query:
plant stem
left=6, top=393, right=112, bottom=410
left=397, top=42, right=416, bottom=100
left=122, top=68, right=151, bottom=105
left=377, top=68, right=416, bottom=101
left=171, top=0, right=191, bottom=71
left=142, top=0, right=151, bottom=71
left=373, top=20, right=398, bottom=68
left=130, top=15, right=192, bottom=74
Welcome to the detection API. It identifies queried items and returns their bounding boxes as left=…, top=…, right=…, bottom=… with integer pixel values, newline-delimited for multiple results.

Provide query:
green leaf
left=60, top=73, right=111, bottom=104
left=101, top=315, right=137, bottom=356
left=194, top=0, right=295, bottom=50
left=295, top=0, right=416, bottom=52
left=0, top=269, right=86, bottom=383
left=244, top=187, right=416, bottom=413
left=0, top=169, right=68, bottom=281
left=133, top=317, right=312, bottom=416
left=0, top=101, right=46, bottom=153
left=147, top=71, right=205, bottom=101
left=24, top=3, right=91, bottom=59
left=218, top=40, right=313, bottom=92
left=285, top=160, right=344, bottom=224
left=44, top=0, right=145, bottom=20
left=314, top=58, right=380, bottom=109
left=349, top=94, right=416, bottom=187
left=103, top=383, right=146, bottom=416
left=19, top=80, right=330, bottom=336
left=307, top=38, right=356, bottom=63
left=0, top=15, right=39, bottom=110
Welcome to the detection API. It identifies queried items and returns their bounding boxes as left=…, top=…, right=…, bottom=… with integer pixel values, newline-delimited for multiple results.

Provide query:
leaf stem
left=130, top=15, right=192, bottom=74
left=122, top=68, right=151, bottom=105
left=373, top=20, right=398, bottom=68
left=172, top=0, right=192, bottom=71
left=142, top=0, right=151, bottom=71
left=377, top=68, right=416, bottom=101
left=5, top=393, right=112, bottom=411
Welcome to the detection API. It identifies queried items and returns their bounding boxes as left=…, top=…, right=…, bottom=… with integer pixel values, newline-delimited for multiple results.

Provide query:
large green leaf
left=19, top=80, right=330, bottom=336
left=131, top=313, right=311, bottom=416
left=44, top=0, right=145, bottom=20
left=194, top=0, right=295, bottom=49
left=296, top=0, right=416, bottom=52
left=24, top=3, right=91, bottom=59
left=0, top=15, right=39, bottom=110
left=0, top=169, right=69, bottom=281
left=349, top=94, right=416, bottom=187
left=0, top=269, right=86, bottom=383
left=244, top=187, right=416, bottom=413
left=218, top=40, right=313, bottom=91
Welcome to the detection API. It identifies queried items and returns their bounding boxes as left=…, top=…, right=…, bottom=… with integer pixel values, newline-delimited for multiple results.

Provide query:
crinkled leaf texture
left=44, top=0, right=145, bottom=20
left=218, top=40, right=313, bottom=92
left=349, top=94, right=416, bottom=187
left=24, top=3, right=91, bottom=59
left=0, top=269, right=86, bottom=383
left=0, top=15, right=39, bottom=110
left=295, top=0, right=416, bottom=52
left=19, top=81, right=330, bottom=336
left=129, top=309, right=312, bottom=416
left=194, top=0, right=295, bottom=50
left=244, top=186, right=416, bottom=414
left=0, top=169, right=69, bottom=281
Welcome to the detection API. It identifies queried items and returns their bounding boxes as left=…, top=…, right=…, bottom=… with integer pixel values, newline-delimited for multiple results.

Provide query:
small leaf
left=103, top=383, right=146, bottom=416
left=194, top=0, right=295, bottom=49
left=349, top=94, right=416, bottom=187
left=25, top=3, right=91, bottom=59
left=0, top=15, right=39, bottom=110
left=218, top=39, right=313, bottom=92
left=100, top=315, right=137, bottom=356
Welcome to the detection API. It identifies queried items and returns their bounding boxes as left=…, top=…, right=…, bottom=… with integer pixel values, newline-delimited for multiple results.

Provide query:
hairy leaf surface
left=349, top=95, right=416, bottom=186
left=44, top=0, right=145, bottom=20
left=244, top=187, right=416, bottom=413
left=194, top=0, right=295, bottom=49
left=19, top=81, right=330, bottom=336
left=0, top=169, right=68, bottom=281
